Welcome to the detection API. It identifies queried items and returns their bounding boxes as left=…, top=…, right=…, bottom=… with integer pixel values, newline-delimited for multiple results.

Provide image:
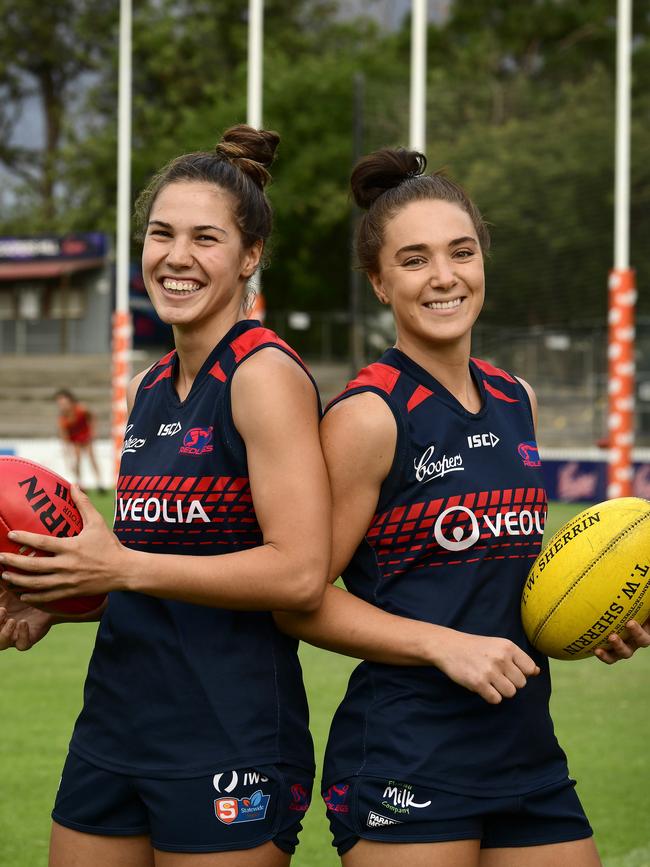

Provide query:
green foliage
left=1, top=0, right=650, bottom=323
left=0, top=0, right=117, bottom=226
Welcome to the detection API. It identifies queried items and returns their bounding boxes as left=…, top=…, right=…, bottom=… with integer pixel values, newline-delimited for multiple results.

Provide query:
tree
left=1, top=0, right=649, bottom=328
left=0, top=0, right=117, bottom=229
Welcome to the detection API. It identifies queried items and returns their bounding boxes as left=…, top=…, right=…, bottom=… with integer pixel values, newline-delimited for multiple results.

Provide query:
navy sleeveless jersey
left=322, top=347, right=569, bottom=797
left=69, top=320, right=316, bottom=778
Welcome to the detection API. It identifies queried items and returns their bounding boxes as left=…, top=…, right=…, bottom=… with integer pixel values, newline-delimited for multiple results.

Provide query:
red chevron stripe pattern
left=367, top=487, right=546, bottom=577
left=471, top=358, right=518, bottom=383
left=483, top=381, right=519, bottom=403
left=143, top=365, right=174, bottom=390
left=114, top=475, right=262, bottom=549
left=406, top=384, right=434, bottom=413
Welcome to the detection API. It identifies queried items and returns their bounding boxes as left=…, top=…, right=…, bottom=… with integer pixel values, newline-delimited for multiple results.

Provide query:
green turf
left=2, top=497, right=649, bottom=866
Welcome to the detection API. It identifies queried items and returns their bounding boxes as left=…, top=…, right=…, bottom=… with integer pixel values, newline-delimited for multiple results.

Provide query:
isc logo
left=157, top=422, right=182, bottom=436
left=467, top=432, right=500, bottom=449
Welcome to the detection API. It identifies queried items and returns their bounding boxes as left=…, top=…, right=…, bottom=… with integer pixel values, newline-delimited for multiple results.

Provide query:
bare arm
left=126, top=366, right=150, bottom=414
left=274, top=391, right=540, bottom=705
left=1, top=350, right=330, bottom=612
left=516, top=376, right=538, bottom=430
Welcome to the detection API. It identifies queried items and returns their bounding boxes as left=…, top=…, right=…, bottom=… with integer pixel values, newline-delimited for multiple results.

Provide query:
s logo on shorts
left=214, top=790, right=270, bottom=825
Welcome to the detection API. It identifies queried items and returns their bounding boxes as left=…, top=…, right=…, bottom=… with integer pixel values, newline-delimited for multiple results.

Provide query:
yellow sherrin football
left=521, top=497, right=650, bottom=660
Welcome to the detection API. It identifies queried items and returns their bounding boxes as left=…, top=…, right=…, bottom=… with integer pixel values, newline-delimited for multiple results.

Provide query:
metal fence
left=265, top=311, right=650, bottom=448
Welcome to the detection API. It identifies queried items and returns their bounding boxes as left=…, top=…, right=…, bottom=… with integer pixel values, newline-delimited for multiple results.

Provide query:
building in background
left=0, top=233, right=111, bottom=354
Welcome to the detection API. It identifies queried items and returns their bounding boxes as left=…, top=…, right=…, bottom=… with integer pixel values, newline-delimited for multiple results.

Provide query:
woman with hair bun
left=276, top=146, right=648, bottom=865
left=0, top=125, right=330, bottom=865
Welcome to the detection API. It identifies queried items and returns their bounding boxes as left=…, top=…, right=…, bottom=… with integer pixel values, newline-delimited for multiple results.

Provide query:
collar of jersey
left=386, top=347, right=488, bottom=420
left=164, top=319, right=257, bottom=408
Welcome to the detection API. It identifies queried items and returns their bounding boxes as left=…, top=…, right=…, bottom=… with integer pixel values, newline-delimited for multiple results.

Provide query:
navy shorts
left=323, top=776, right=593, bottom=856
left=52, top=752, right=313, bottom=854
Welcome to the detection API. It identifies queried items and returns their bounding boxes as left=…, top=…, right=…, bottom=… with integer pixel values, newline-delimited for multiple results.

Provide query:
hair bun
left=215, top=124, right=280, bottom=189
left=350, top=148, right=427, bottom=209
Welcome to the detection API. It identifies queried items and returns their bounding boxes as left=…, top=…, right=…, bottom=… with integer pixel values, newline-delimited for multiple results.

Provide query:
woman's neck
left=172, top=310, right=244, bottom=401
left=395, top=333, right=481, bottom=413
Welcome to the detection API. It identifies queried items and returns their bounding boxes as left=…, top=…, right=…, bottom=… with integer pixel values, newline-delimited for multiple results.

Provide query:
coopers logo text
left=414, top=444, right=464, bottom=483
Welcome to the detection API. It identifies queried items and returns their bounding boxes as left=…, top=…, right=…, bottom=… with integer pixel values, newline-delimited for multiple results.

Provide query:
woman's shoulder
left=322, top=389, right=397, bottom=459
left=126, top=366, right=155, bottom=414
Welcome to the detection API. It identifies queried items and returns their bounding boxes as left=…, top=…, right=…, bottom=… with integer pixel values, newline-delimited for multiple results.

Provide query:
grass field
left=2, top=498, right=649, bottom=866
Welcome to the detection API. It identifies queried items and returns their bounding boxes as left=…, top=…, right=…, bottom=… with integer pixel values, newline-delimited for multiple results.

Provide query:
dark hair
left=351, top=147, right=490, bottom=274
left=134, top=124, right=280, bottom=257
left=54, top=388, right=76, bottom=401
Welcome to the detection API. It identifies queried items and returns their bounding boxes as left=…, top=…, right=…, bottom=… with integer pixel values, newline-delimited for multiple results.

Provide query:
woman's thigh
left=49, top=821, right=154, bottom=867
left=480, top=837, right=601, bottom=867
left=342, top=838, right=481, bottom=867
left=154, top=840, right=290, bottom=867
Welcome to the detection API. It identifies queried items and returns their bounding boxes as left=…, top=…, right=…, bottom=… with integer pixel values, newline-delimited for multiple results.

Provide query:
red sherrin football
left=0, top=456, right=106, bottom=616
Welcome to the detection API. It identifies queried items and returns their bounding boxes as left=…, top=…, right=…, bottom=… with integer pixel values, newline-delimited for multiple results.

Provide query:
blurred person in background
left=55, top=388, right=105, bottom=492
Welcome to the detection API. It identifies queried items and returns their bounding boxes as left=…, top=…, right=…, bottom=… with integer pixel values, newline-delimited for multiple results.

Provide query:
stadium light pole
left=608, top=0, right=635, bottom=498
left=349, top=71, right=365, bottom=376
left=247, top=0, right=263, bottom=130
left=111, top=0, right=133, bottom=481
left=246, top=0, right=265, bottom=320
left=409, top=0, right=428, bottom=152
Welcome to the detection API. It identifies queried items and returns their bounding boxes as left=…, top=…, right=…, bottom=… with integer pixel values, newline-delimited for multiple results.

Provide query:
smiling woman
left=0, top=125, right=330, bottom=867
left=273, top=146, right=649, bottom=867
left=141, top=180, right=260, bottom=360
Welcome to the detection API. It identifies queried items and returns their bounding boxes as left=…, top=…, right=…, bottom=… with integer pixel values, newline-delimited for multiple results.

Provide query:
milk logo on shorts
left=381, top=781, right=431, bottom=816
left=518, top=441, right=541, bottom=468
left=122, top=424, right=147, bottom=454
left=180, top=426, right=214, bottom=455
left=414, top=443, right=464, bottom=483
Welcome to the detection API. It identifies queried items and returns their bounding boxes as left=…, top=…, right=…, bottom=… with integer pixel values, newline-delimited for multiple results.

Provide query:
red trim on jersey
left=230, top=327, right=301, bottom=364
left=208, top=361, right=227, bottom=382
left=471, top=357, right=517, bottom=383
left=151, top=349, right=176, bottom=370
left=346, top=362, right=401, bottom=396
left=406, top=384, right=434, bottom=413
left=144, top=366, right=173, bottom=390
left=483, top=381, right=519, bottom=403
